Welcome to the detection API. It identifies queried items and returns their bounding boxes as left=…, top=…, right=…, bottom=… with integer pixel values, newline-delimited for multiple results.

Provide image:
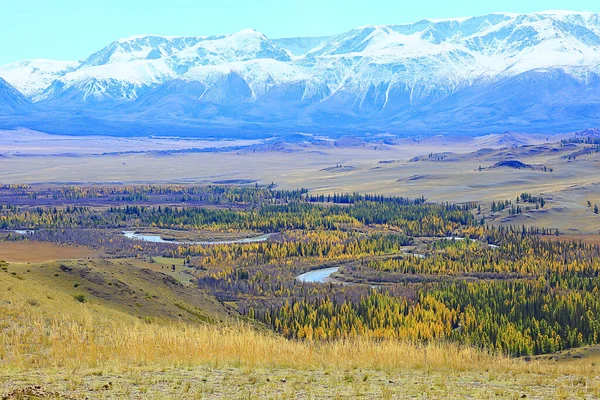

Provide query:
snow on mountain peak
left=172, top=28, right=291, bottom=66
left=0, top=59, right=80, bottom=97
left=2, top=11, right=600, bottom=108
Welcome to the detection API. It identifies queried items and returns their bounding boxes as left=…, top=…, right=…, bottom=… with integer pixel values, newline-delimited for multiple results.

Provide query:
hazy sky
left=1, top=0, right=599, bottom=64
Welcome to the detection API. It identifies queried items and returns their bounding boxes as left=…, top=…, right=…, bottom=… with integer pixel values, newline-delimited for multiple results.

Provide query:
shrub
left=73, top=294, right=87, bottom=303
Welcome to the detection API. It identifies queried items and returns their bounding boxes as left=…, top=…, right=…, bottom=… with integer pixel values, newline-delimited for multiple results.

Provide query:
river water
left=122, top=231, right=273, bottom=245
left=13, top=230, right=35, bottom=235
left=296, top=267, right=340, bottom=283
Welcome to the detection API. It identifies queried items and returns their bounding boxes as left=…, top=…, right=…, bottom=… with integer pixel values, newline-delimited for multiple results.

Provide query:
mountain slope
left=272, top=36, right=331, bottom=56
left=36, top=29, right=293, bottom=103
left=1, top=11, right=600, bottom=136
left=0, top=59, right=79, bottom=98
left=0, top=77, right=30, bottom=113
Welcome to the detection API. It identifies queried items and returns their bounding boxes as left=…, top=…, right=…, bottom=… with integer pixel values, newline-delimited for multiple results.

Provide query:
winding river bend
left=294, top=239, right=500, bottom=284
left=296, top=267, right=340, bottom=283
left=122, top=231, right=273, bottom=245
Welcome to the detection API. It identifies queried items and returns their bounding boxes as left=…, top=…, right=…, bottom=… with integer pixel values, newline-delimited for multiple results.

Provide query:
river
left=296, top=267, right=340, bottom=283
left=122, top=231, right=273, bottom=245
left=13, top=230, right=34, bottom=235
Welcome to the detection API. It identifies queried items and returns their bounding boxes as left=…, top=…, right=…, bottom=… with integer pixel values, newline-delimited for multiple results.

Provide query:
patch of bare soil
left=0, top=242, right=98, bottom=263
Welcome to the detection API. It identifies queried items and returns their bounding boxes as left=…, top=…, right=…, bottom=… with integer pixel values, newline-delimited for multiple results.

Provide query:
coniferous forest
left=1, top=184, right=599, bottom=357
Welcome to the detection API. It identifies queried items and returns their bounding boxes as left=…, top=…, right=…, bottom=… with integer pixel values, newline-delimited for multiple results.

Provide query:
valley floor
left=3, top=362, right=600, bottom=399
left=1, top=130, right=599, bottom=235
left=1, top=151, right=600, bottom=398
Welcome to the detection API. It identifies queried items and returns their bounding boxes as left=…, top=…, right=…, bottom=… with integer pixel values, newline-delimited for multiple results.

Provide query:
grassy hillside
left=1, top=256, right=600, bottom=398
left=0, top=255, right=234, bottom=325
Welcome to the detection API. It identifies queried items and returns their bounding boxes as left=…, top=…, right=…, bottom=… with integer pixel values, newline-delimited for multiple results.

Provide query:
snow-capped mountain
left=272, top=36, right=331, bottom=56
left=0, top=59, right=79, bottom=98
left=2, top=11, right=600, bottom=136
left=34, top=29, right=296, bottom=103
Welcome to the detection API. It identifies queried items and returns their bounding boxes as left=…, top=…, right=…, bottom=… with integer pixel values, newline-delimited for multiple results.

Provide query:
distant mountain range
left=1, top=11, right=600, bottom=138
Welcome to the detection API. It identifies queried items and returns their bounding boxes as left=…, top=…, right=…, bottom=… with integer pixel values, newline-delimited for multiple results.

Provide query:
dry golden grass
left=0, top=258, right=231, bottom=326
left=0, top=266, right=507, bottom=374
left=2, top=255, right=600, bottom=398
left=0, top=289, right=502, bottom=373
left=0, top=259, right=482, bottom=374
left=2, top=290, right=600, bottom=399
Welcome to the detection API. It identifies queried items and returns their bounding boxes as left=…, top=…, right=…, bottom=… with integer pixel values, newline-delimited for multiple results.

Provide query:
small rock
left=280, top=378, right=286, bottom=383
left=520, top=394, right=527, bottom=398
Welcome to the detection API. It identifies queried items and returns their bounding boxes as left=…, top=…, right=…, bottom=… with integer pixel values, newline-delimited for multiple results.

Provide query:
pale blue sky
left=1, top=0, right=598, bottom=64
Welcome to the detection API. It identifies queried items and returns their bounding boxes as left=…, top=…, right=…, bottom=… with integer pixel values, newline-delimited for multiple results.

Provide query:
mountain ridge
left=0, top=77, right=30, bottom=114
left=1, top=10, right=600, bottom=137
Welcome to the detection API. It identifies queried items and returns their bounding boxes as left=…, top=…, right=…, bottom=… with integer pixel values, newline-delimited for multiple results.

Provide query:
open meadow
left=0, top=183, right=600, bottom=398
left=1, top=131, right=599, bottom=235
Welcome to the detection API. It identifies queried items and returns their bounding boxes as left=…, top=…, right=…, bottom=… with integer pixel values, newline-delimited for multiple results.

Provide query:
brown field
left=0, top=241, right=98, bottom=263
left=540, top=234, right=600, bottom=245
